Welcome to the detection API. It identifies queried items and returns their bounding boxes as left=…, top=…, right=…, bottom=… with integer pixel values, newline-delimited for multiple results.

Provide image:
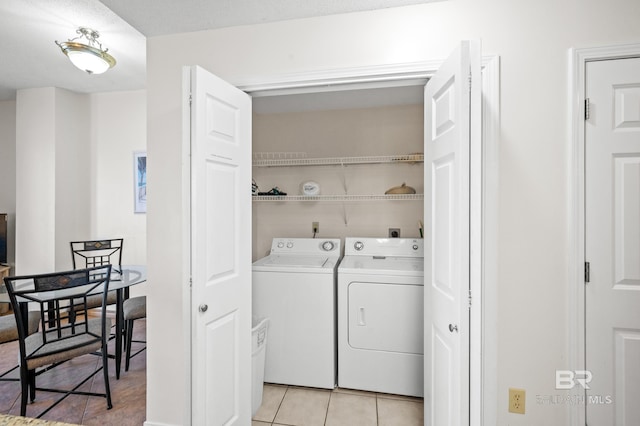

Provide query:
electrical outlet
left=312, top=221, right=319, bottom=234
left=389, top=228, right=400, bottom=238
left=508, top=388, right=526, bottom=414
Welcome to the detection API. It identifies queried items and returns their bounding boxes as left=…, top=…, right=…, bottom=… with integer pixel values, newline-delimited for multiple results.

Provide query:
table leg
left=115, top=289, right=124, bottom=379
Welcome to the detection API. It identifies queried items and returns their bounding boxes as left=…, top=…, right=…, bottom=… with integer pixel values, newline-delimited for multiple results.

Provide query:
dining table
left=0, top=264, right=147, bottom=380
left=103, top=265, right=147, bottom=378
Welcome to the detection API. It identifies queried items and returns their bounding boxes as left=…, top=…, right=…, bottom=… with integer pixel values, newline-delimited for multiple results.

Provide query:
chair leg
left=19, top=367, right=29, bottom=416
left=28, top=369, right=36, bottom=402
left=125, top=319, right=134, bottom=371
left=102, top=344, right=113, bottom=410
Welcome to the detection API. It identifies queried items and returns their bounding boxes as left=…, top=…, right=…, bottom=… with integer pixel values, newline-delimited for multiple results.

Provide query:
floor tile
left=1, top=318, right=147, bottom=425
left=325, top=392, right=377, bottom=426
left=252, top=421, right=271, bottom=426
left=273, top=387, right=330, bottom=426
left=253, top=384, right=287, bottom=422
left=377, top=397, right=424, bottom=426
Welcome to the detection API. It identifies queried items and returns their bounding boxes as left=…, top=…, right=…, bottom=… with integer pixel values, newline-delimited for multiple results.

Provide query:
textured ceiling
left=0, top=0, right=146, bottom=101
left=0, top=0, right=437, bottom=104
left=100, top=0, right=439, bottom=37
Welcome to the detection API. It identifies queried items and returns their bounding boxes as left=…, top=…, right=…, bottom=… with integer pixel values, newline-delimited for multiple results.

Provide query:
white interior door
left=424, top=40, right=480, bottom=426
left=187, top=65, right=252, bottom=425
left=585, top=57, right=640, bottom=426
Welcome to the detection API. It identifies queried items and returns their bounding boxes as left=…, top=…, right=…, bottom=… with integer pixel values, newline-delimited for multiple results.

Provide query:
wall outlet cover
left=508, top=388, right=526, bottom=414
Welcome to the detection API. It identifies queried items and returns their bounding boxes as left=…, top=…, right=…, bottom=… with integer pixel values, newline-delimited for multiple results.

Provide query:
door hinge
left=468, top=289, right=472, bottom=308
left=584, top=262, right=590, bottom=283
left=189, top=94, right=192, bottom=106
left=189, top=277, right=193, bottom=288
left=468, top=73, right=472, bottom=91
left=584, top=98, right=590, bottom=120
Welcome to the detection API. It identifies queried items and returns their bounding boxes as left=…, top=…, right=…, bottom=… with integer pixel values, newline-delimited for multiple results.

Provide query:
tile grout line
left=323, top=388, right=333, bottom=426
left=82, top=354, right=102, bottom=423
left=272, top=385, right=289, bottom=425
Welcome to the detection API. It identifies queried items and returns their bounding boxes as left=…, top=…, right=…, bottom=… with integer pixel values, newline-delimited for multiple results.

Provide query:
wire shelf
left=252, top=194, right=423, bottom=202
left=252, top=154, right=424, bottom=167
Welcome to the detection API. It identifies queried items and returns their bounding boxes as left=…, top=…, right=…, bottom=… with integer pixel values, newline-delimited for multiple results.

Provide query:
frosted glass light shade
left=58, top=41, right=116, bottom=74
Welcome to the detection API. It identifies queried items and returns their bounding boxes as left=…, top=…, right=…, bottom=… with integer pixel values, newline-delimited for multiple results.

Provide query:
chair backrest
left=70, top=238, right=123, bottom=273
left=3, top=265, right=112, bottom=364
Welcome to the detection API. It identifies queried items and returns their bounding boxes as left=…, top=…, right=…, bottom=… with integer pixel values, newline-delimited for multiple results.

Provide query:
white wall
left=90, top=90, right=147, bottom=267
left=6, top=89, right=146, bottom=283
left=90, top=90, right=148, bottom=297
left=253, top=104, right=424, bottom=259
left=0, top=100, right=16, bottom=266
left=146, top=1, right=640, bottom=425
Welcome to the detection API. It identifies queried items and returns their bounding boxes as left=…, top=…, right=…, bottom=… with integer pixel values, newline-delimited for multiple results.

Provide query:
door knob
left=199, top=304, right=208, bottom=313
left=449, top=324, right=458, bottom=333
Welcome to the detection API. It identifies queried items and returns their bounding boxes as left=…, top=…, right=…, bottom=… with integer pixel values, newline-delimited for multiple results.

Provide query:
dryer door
left=348, top=281, right=424, bottom=354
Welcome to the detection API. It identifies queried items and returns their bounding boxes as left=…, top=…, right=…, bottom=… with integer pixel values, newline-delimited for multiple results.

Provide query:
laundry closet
left=250, top=85, right=426, bottom=399
left=251, top=85, right=425, bottom=260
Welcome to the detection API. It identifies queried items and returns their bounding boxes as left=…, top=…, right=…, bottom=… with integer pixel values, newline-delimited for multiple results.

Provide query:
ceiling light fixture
left=55, top=27, right=116, bottom=74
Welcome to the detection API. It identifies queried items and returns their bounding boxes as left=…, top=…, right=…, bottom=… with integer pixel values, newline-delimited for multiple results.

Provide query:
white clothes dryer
left=252, top=238, right=341, bottom=389
left=338, top=237, right=424, bottom=397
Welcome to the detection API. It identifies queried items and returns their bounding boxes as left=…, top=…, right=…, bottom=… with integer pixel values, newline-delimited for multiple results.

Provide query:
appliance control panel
left=270, top=238, right=341, bottom=255
left=344, top=237, right=423, bottom=257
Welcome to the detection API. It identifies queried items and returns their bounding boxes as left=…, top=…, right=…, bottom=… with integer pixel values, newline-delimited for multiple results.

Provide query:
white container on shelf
left=299, top=181, right=320, bottom=196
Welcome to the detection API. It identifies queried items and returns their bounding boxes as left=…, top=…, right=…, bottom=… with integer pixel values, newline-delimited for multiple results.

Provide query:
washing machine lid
left=252, top=254, right=340, bottom=273
left=338, top=255, right=424, bottom=275
left=257, top=254, right=329, bottom=268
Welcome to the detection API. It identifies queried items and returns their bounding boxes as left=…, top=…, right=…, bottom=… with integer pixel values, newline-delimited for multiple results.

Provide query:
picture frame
left=134, top=151, right=147, bottom=213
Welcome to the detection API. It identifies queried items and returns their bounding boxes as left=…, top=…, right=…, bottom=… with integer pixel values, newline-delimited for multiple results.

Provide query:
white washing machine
left=252, top=237, right=341, bottom=389
left=338, top=237, right=424, bottom=397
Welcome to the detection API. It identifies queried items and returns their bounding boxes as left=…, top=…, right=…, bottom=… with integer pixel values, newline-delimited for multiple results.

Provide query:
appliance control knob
left=286, top=242, right=294, bottom=248
left=321, top=241, right=335, bottom=251
left=277, top=242, right=284, bottom=248
left=413, top=244, right=419, bottom=250
left=354, top=241, right=364, bottom=251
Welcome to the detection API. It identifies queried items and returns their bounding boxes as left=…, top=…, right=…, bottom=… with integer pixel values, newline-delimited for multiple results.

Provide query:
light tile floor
left=0, top=319, right=147, bottom=425
left=252, top=385, right=423, bottom=426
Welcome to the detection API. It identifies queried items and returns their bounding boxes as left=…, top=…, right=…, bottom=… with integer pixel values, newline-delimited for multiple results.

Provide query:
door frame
left=234, top=54, right=500, bottom=425
left=568, top=42, right=640, bottom=426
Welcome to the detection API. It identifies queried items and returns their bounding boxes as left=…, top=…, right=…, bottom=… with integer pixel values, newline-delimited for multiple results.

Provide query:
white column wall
left=146, top=1, right=640, bottom=425
left=54, top=89, right=91, bottom=271
left=0, top=101, right=16, bottom=266
left=15, top=88, right=92, bottom=274
left=15, top=88, right=57, bottom=274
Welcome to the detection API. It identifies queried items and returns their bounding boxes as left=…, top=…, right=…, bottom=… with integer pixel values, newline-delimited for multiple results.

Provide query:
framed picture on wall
left=134, top=151, right=147, bottom=213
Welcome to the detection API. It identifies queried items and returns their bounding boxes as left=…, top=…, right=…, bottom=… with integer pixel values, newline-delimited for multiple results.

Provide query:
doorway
left=240, top=55, right=499, bottom=426
left=185, top=52, right=499, bottom=425
left=570, top=43, right=640, bottom=426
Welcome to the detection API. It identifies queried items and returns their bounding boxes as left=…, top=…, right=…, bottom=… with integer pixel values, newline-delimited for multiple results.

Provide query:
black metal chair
left=122, top=295, right=146, bottom=371
left=3, top=265, right=113, bottom=418
left=70, top=238, right=142, bottom=378
left=69, top=238, right=123, bottom=312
